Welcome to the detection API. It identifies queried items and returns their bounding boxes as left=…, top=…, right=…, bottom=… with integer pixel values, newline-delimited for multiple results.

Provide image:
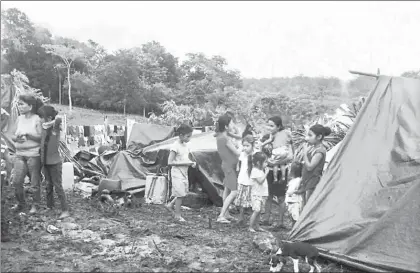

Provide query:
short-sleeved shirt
left=216, top=133, right=238, bottom=168
left=237, top=152, right=252, bottom=186
left=41, top=119, right=62, bottom=165
left=250, top=168, right=269, bottom=197
left=300, top=145, right=327, bottom=191
left=170, top=140, right=191, bottom=176
left=15, top=114, right=42, bottom=157
left=272, top=129, right=293, bottom=150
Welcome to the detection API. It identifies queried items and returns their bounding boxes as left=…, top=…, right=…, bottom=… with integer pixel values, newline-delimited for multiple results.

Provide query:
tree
left=401, top=70, right=420, bottom=79
left=42, top=43, right=85, bottom=111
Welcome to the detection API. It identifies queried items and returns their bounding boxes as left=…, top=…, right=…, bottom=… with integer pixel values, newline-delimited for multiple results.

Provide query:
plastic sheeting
left=288, top=76, right=420, bottom=272
left=127, top=123, right=175, bottom=149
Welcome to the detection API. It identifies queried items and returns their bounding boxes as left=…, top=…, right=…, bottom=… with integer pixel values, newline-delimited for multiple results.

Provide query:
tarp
left=142, top=132, right=224, bottom=206
left=127, top=123, right=175, bottom=149
left=288, top=76, right=420, bottom=272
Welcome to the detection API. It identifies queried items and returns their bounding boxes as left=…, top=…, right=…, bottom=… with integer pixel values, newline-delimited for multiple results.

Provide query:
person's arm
left=303, top=149, right=324, bottom=171
left=167, top=149, right=195, bottom=167
left=251, top=169, right=269, bottom=185
left=11, top=118, right=23, bottom=143
left=26, top=118, right=42, bottom=142
left=261, top=134, right=274, bottom=147
left=227, top=131, right=242, bottom=140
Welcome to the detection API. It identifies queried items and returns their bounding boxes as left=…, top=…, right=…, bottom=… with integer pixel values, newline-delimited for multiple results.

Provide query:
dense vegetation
left=2, top=8, right=419, bottom=129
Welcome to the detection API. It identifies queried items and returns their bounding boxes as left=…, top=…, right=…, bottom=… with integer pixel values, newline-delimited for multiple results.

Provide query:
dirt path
left=1, top=189, right=351, bottom=272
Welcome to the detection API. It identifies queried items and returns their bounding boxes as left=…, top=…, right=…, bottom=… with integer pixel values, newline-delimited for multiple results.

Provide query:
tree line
left=2, top=8, right=419, bottom=128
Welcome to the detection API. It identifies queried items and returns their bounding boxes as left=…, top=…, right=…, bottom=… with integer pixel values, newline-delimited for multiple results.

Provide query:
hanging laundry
left=84, top=126, right=90, bottom=137
left=78, top=136, right=85, bottom=147
left=89, top=126, right=95, bottom=137
left=114, top=125, right=118, bottom=133
left=68, top=126, right=75, bottom=136
left=75, top=126, right=80, bottom=136
left=78, top=126, right=84, bottom=137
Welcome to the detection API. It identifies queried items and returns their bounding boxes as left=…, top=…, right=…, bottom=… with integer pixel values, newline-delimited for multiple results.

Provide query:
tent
left=288, top=76, right=420, bottom=272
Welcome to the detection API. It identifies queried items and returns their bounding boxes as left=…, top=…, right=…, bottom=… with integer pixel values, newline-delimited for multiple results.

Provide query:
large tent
left=288, top=76, right=420, bottom=272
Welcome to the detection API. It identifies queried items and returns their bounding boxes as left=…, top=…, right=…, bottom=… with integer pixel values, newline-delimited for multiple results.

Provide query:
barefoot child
left=234, top=135, right=255, bottom=225
left=38, top=105, right=70, bottom=219
left=166, top=124, right=196, bottom=222
left=249, top=152, right=269, bottom=232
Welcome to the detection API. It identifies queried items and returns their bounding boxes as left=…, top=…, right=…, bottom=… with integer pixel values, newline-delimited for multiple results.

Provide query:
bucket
left=62, top=162, right=75, bottom=190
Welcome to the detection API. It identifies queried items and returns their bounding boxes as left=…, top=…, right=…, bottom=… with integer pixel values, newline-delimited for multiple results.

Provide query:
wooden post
left=349, top=70, right=379, bottom=78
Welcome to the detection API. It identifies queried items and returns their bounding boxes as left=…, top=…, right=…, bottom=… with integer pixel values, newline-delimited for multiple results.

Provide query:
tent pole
left=349, top=70, right=379, bottom=78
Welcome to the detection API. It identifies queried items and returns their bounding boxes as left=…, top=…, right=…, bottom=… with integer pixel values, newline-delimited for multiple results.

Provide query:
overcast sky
left=2, top=1, right=420, bottom=79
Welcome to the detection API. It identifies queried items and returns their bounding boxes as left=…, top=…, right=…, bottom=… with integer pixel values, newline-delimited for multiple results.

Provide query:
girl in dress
left=234, top=135, right=255, bottom=225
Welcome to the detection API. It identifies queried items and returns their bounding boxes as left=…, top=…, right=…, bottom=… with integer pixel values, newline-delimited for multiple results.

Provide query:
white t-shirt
left=250, top=168, right=269, bottom=197
left=287, top=177, right=302, bottom=195
left=237, top=152, right=252, bottom=186
left=170, top=139, right=191, bottom=175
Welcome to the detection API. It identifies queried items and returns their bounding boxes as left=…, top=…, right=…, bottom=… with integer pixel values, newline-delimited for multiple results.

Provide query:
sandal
left=216, top=217, right=231, bottom=224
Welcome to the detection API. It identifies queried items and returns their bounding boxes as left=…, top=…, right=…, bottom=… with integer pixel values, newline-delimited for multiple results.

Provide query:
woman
left=260, top=116, right=293, bottom=229
left=12, top=95, right=43, bottom=214
left=215, top=114, right=240, bottom=223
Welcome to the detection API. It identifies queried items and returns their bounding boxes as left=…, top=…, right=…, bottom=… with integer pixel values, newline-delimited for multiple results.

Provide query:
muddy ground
left=1, top=186, right=355, bottom=272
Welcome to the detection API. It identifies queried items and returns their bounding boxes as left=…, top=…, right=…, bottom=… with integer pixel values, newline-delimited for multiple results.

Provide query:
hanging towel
left=89, top=126, right=95, bottom=137
left=83, top=126, right=90, bottom=137
left=78, top=136, right=85, bottom=147
left=75, top=126, right=80, bottom=136
left=114, top=125, right=118, bottom=133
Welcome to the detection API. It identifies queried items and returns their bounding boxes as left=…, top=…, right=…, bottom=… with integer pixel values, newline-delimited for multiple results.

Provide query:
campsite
left=2, top=2, right=420, bottom=273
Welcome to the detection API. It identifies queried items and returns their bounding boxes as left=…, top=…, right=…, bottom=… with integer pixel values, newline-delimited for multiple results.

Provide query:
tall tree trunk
left=67, top=65, right=72, bottom=112
left=143, top=107, right=146, bottom=117
left=58, top=72, right=62, bottom=105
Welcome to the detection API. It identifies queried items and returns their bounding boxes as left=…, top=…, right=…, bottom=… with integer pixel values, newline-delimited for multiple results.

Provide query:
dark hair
left=268, top=116, right=284, bottom=131
left=225, top=111, right=235, bottom=119
left=310, top=124, right=332, bottom=140
left=38, top=105, right=58, bottom=120
left=176, top=123, right=193, bottom=136
left=18, top=94, right=43, bottom=114
left=290, top=162, right=303, bottom=178
left=252, top=151, right=267, bottom=169
left=216, top=115, right=232, bottom=133
left=242, top=123, right=253, bottom=138
left=242, top=134, right=255, bottom=176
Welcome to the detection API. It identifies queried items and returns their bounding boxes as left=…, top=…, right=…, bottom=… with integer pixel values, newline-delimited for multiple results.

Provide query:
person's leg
left=262, top=171, right=274, bottom=224
left=273, top=196, right=286, bottom=228
left=238, top=207, right=245, bottom=223
left=50, top=163, right=69, bottom=218
left=174, top=197, right=185, bottom=221
left=273, top=165, right=279, bottom=182
left=13, top=156, right=28, bottom=210
left=218, top=190, right=237, bottom=221
left=249, top=210, right=260, bottom=232
left=44, top=165, right=54, bottom=209
left=27, top=156, right=41, bottom=213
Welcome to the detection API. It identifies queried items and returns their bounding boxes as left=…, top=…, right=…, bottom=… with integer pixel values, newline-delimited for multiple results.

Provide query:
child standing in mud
left=234, top=135, right=255, bottom=225
left=165, top=124, right=197, bottom=222
left=249, top=152, right=269, bottom=232
left=38, top=105, right=70, bottom=219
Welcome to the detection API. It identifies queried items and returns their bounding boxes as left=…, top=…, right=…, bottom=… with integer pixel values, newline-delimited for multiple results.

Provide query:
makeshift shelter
left=288, top=76, right=420, bottom=272
left=106, top=125, right=224, bottom=206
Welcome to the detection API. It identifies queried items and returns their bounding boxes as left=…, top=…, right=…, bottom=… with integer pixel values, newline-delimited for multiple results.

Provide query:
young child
left=285, top=162, right=304, bottom=222
left=234, top=135, right=255, bottom=225
left=165, top=124, right=197, bottom=222
left=261, top=133, right=293, bottom=183
left=298, top=124, right=330, bottom=207
left=249, top=151, right=269, bottom=232
left=37, top=105, right=70, bottom=219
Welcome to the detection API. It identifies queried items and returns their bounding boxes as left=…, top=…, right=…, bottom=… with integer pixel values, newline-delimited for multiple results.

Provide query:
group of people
left=164, top=111, right=331, bottom=232
left=1, top=95, right=70, bottom=242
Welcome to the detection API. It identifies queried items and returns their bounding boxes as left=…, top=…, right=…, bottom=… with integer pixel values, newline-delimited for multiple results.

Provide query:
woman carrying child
left=216, top=115, right=240, bottom=223
left=234, top=135, right=255, bottom=225
left=166, top=124, right=197, bottom=222
left=38, top=105, right=70, bottom=219
left=260, top=116, right=293, bottom=229
left=249, top=151, right=270, bottom=232
left=298, top=124, right=330, bottom=207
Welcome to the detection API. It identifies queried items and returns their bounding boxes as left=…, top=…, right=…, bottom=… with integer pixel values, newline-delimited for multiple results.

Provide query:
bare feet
left=165, top=204, right=174, bottom=215
left=249, top=227, right=257, bottom=233
left=174, top=216, right=186, bottom=222
left=216, top=217, right=231, bottom=224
